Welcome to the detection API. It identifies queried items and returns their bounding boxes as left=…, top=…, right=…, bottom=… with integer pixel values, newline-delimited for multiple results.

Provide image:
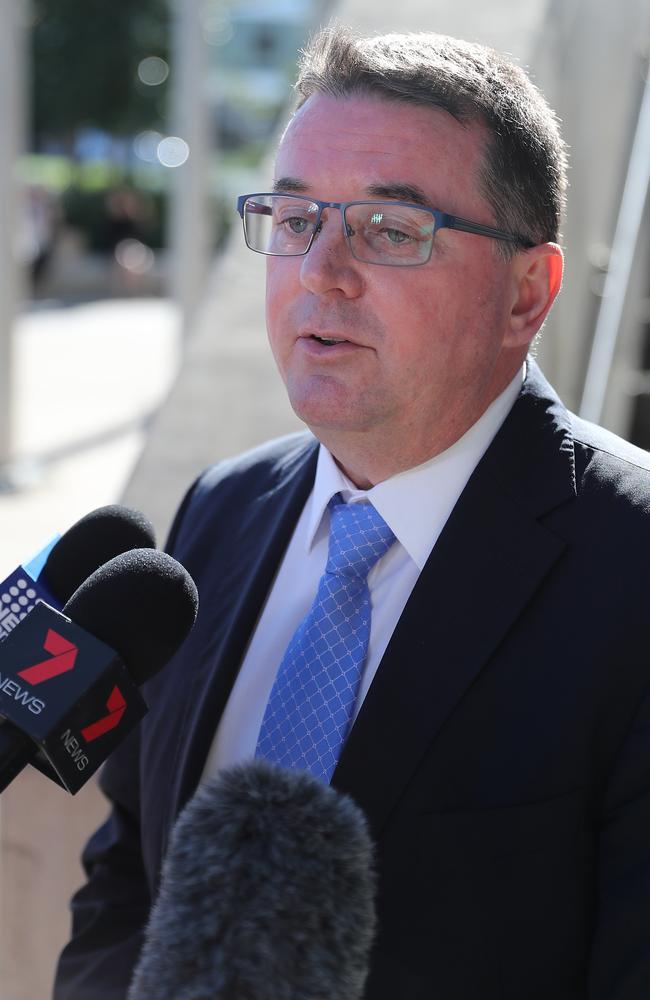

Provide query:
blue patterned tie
left=255, top=496, right=396, bottom=783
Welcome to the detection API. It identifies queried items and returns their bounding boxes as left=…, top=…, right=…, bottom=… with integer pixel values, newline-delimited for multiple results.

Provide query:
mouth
left=310, top=334, right=347, bottom=347
left=297, top=332, right=366, bottom=356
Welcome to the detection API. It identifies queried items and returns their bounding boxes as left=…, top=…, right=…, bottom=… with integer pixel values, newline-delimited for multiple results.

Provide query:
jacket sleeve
left=52, top=726, right=150, bottom=999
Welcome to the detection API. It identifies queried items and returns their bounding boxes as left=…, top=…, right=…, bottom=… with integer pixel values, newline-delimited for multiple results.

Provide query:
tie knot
left=326, top=498, right=395, bottom=579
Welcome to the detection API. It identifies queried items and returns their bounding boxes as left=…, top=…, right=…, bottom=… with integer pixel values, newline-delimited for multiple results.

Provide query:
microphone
left=0, top=504, right=156, bottom=642
left=128, top=760, right=377, bottom=1000
left=0, top=548, right=198, bottom=793
left=39, top=504, right=157, bottom=602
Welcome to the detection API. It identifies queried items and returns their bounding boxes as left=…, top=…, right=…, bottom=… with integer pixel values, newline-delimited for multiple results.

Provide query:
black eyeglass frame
left=236, top=192, right=535, bottom=266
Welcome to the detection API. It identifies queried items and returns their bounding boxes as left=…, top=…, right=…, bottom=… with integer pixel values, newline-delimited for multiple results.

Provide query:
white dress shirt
left=203, top=366, right=524, bottom=779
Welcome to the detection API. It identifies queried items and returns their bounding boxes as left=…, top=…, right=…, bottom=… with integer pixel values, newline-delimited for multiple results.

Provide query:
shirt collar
left=306, top=364, right=525, bottom=569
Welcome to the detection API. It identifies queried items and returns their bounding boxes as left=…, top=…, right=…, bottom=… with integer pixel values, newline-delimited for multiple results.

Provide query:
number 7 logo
left=81, top=686, right=127, bottom=743
left=18, top=629, right=78, bottom=685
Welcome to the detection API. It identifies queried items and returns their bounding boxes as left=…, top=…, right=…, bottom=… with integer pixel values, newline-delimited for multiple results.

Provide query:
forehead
left=274, top=93, right=488, bottom=213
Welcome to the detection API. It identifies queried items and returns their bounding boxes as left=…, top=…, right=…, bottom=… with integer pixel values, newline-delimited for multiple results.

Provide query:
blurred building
left=1, top=2, right=649, bottom=998
left=534, top=0, right=650, bottom=447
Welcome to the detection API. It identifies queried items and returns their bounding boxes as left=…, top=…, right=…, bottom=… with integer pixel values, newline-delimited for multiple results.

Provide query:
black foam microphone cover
left=63, top=548, right=198, bottom=684
left=41, top=504, right=156, bottom=604
left=128, top=760, right=377, bottom=1000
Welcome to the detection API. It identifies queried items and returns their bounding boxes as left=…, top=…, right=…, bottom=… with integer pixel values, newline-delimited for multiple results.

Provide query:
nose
left=299, top=207, right=364, bottom=298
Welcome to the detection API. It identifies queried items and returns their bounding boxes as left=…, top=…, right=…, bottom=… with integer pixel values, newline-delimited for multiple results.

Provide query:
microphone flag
left=0, top=547, right=198, bottom=795
left=0, top=601, right=145, bottom=793
left=0, top=537, right=61, bottom=642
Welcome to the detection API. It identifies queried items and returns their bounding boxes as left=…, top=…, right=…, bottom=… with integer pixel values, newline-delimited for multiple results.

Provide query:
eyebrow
left=365, top=182, right=430, bottom=207
left=272, top=177, right=432, bottom=207
left=273, top=177, right=308, bottom=194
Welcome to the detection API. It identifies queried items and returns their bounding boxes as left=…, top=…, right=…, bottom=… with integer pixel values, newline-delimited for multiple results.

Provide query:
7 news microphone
left=128, top=760, right=377, bottom=1000
left=0, top=514, right=198, bottom=793
left=0, top=503, right=156, bottom=789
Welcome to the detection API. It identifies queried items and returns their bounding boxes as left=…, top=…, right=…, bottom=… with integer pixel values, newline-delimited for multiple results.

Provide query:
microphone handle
left=0, top=720, right=36, bottom=793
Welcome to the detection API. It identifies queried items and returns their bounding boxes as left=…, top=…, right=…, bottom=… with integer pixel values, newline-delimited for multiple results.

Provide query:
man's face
left=266, top=93, right=525, bottom=481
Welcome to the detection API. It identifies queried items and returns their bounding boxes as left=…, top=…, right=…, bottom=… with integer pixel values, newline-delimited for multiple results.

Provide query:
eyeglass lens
left=242, top=194, right=435, bottom=265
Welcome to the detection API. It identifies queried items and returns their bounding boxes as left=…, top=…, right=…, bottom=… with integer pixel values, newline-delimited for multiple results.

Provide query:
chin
left=291, top=404, right=362, bottom=436
left=285, top=375, right=392, bottom=436
left=287, top=381, right=346, bottom=426
left=292, top=405, right=353, bottom=433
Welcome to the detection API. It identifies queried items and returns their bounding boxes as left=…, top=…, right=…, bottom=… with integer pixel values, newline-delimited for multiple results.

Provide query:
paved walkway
left=0, top=298, right=180, bottom=575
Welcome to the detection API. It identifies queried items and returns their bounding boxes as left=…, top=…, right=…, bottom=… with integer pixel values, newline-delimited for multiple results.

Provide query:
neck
left=312, top=362, right=525, bottom=489
left=316, top=426, right=460, bottom=489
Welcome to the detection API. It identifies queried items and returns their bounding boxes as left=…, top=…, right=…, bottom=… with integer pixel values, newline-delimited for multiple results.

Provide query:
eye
left=284, top=216, right=310, bottom=234
left=384, top=227, right=412, bottom=244
left=362, top=209, right=423, bottom=245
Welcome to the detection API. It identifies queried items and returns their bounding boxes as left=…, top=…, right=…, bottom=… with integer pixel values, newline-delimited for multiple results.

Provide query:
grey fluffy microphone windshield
left=128, top=760, right=377, bottom=1000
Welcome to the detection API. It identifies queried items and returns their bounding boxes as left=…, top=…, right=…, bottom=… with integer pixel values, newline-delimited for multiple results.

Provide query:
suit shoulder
left=571, top=415, right=650, bottom=520
left=165, top=431, right=317, bottom=554
left=194, top=431, right=317, bottom=497
left=571, top=414, right=650, bottom=475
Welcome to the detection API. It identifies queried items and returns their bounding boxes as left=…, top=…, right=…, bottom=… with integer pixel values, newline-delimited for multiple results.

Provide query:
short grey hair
left=294, top=27, right=568, bottom=256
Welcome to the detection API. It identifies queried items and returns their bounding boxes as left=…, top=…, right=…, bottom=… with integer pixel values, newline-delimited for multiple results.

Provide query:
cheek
left=266, top=254, right=303, bottom=305
left=383, top=281, right=453, bottom=355
left=379, top=272, right=500, bottom=384
left=265, top=264, right=292, bottom=348
left=265, top=259, right=280, bottom=317
left=415, top=263, right=505, bottom=343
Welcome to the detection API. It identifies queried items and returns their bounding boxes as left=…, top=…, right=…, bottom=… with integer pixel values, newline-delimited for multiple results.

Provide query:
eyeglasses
left=236, top=192, right=534, bottom=267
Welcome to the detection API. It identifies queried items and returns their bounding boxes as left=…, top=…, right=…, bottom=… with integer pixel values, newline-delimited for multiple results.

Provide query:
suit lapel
left=333, top=364, right=577, bottom=837
left=170, top=437, right=318, bottom=817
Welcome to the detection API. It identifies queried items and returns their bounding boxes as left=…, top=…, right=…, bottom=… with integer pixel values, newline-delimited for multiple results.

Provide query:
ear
left=505, top=243, right=564, bottom=347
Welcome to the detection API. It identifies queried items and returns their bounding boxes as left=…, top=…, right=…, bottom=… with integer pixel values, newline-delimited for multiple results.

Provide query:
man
left=55, top=27, right=650, bottom=999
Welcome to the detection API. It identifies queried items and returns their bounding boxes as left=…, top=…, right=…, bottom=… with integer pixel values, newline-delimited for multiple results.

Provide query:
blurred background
left=0, top=0, right=648, bottom=997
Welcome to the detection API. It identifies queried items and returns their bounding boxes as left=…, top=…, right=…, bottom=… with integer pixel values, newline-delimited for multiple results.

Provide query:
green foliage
left=31, top=0, right=170, bottom=142
left=59, top=184, right=231, bottom=253
left=62, top=185, right=167, bottom=250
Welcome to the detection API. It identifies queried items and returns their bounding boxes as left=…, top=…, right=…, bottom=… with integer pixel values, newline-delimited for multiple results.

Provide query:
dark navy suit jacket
left=55, top=363, right=650, bottom=999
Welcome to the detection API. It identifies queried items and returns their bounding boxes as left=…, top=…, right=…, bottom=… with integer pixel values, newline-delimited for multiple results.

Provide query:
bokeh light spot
left=115, top=239, right=155, bottom=275
left=138, top=56, right=169, bottom=87
left=157, top=136, right=190, bottom=168
left=134, top=130, right=163, bottom=163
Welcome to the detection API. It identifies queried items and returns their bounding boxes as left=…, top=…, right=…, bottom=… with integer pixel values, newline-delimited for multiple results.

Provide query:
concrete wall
left=533, top=0, right=650, bottom=424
